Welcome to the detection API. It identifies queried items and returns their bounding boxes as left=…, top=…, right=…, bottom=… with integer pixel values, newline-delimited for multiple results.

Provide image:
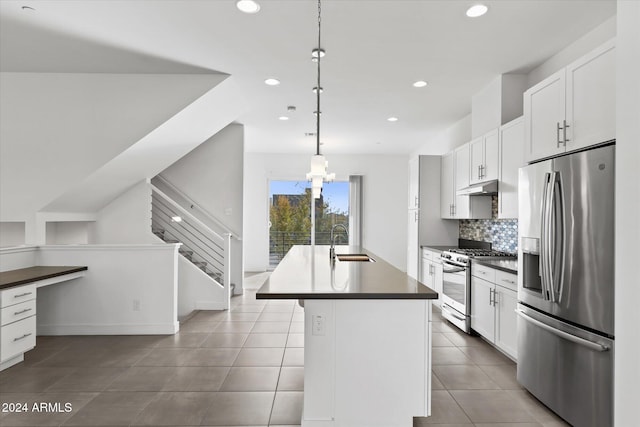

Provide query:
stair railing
left=150, top=184, right=232, bottom=307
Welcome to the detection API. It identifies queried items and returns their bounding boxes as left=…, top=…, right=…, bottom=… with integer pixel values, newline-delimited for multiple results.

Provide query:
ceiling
left=0, top=0, right=616, bottom=155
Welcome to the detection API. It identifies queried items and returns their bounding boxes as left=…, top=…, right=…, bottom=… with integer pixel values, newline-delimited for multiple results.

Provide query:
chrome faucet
left=330, top=223, right=349, bottom=260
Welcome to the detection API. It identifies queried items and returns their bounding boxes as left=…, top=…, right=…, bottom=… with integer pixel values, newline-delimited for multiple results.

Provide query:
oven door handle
left=442, top=264, right=466, bottom=274
left=442, top=304, right=466, bottom=321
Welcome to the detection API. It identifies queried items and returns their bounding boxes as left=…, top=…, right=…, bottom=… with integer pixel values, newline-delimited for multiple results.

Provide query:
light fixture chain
left=316, top=0, right=321, bottom=156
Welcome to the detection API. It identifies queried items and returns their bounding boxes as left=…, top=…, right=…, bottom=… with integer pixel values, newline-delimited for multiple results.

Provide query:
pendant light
left=306, top=0, right=334, bottom=199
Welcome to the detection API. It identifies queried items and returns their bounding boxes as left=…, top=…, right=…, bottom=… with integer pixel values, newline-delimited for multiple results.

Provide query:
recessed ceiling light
left=279, top=116, right=289, bottom=121
left=466, top=4, right=488, bottom=18
left=264, top=78, right=280, bottom=86
left=236, top=0, right=260, bottom=14
left=413, top=80, right=428, bottom=88
left=387, top=117, right=399, bottom=122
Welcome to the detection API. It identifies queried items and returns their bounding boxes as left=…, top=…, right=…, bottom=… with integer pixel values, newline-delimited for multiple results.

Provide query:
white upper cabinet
left=565, top=39, right=616, bottom=152
left=524, top=39, right=615, bottom=163
left=440, top=144, right=491, bottom=220
left=408, top=157, right=420, bottom=209
left=470, top=129, right=499, bottom=184
left=498, top=117, right=524, bottom=219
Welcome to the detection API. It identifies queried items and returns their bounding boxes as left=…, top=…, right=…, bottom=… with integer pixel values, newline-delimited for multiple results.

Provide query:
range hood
left=456, top=179, right=498, bottom=196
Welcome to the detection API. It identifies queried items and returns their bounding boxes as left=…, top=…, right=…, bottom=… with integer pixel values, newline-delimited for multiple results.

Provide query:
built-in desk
left=0, top=266, right=87, bottom=371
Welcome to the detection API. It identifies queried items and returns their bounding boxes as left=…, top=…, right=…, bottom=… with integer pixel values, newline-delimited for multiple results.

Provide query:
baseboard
left=195, top=301, right=227, bottom=310
left=37, top=321, right=179, bottom=336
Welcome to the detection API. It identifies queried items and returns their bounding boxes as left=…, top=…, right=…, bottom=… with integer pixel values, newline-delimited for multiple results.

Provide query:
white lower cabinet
left=421, top=249, right=443, bottom=307
left=0, top=284, right=37, bottom=369
left=471, top=267, right=518, bottom=360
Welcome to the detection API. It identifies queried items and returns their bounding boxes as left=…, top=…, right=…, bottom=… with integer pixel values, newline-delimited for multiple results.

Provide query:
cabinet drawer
left=1, top=315, right=36, bottom=362
left=1, top=299, right=36, bottom=326
left=472, top=263, right=496, bottom=282
left=1, top=284, right=36, bottom=308
left=421, top=249, right=432, bottom=261
left=496, top=271, right=518, bottom=292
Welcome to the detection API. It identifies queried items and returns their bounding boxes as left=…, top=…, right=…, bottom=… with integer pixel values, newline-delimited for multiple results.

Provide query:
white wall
left=526, top=16, right=616, bottom=88
left=615, top=1, right=640, bottom=424
left=412, top=114, right=472, bottom=156
left=244, top=153, right=409, bottom=272
left=0, top=222, right=25, bottom=247
left=0, top=246, right=38, bottom=271
left=89, top=180, right=157, bottom=244
left=0, top=72, right=223, bottom=222
left=45, top=222, right=91, bottom=245
left=177, top=256, right=227, bottom=317
left=36, top=244, right=179, bottom=335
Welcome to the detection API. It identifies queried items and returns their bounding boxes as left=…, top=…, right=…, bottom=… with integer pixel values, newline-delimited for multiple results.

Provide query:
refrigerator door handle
left=516, top=309, right=609, bottom=352
left=540, top=172, right=553, bottom=301
left=551, top=172, right=566, bottom=302
left=547, top=171, right=559, bottom=303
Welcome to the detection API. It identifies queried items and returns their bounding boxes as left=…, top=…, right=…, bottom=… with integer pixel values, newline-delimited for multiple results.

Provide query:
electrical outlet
left=133, top=299, right=140, bottom=311
left=312, top=314, right=325, bottom=336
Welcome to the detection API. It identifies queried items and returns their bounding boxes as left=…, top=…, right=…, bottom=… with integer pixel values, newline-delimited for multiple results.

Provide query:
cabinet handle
left=489, top=288, right=493, bottom=305
left=479, top=270, right=486, bottom=275
left=13, top=333, right=32, bottom=342
left=493, top=289, right=498, bottom=306
left=414, top=211, right=419, bottom=222
left=563, top=119, right=570, bottom=144
left=478, top=165, right=481, bottom=180
left=502, top=278, right=516, bottom=284
left=556, top=122, right=563, bottom=148
left=481, top=164, right=485, bottom=178
left=415, top=196, right=419, bottom=207
left=14, top=292, right=33, bottom=298
left=14, top=308, right=32, bottom=316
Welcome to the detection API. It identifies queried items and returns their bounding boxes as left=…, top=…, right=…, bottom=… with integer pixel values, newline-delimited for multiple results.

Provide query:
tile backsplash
left=459, top=196, right=518, bottom=254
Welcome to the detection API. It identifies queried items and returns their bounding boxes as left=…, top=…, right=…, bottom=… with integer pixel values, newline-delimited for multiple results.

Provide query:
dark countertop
left=257, top=245, right=438, bottom=300
left=0, top=266, right=88, bottom=290
left=420, top=245, right=457, bottom=253
left=472, top=258, right=518, bottom=274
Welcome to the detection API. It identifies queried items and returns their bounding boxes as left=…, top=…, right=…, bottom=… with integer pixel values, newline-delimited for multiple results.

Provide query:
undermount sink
left=336, top=254, right=376, bottom=262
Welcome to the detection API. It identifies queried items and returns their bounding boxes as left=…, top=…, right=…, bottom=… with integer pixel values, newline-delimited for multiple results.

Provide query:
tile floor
left=0, top=273, right=568, bottom=427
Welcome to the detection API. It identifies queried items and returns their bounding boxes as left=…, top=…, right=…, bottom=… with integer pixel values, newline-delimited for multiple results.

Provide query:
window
left=269, top=180, right=349, bottom=268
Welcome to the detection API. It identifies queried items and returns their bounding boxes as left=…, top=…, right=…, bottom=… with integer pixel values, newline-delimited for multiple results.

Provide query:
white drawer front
left=421, top=249, right=433, bottom=261
left=496, top=270, right=518, bottom=292
left=472, top=263, right=496, bottom=282
left=1, top=284, right=36, bottom=308
left=1, top=315, right=36, bottom=362
left=1, top=299, right=36, bottom=326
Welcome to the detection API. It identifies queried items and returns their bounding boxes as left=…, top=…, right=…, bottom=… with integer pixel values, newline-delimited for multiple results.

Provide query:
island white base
left=302, top=299, right=432, bottom=427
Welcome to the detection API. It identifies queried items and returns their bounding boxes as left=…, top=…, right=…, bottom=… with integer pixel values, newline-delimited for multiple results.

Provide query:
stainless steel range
left=440, top=248, right=515, bottom=333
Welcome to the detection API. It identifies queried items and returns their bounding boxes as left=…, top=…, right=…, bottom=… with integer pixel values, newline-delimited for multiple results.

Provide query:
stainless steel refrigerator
left=516, top=143, right=614, bottom=427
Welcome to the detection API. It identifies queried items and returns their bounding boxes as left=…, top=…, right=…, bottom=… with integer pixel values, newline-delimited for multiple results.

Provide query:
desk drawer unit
left=1, top=299, right=36, bottom=326
left=1, top=284, right=36, bottom=308
left=1, top=316, right=36, bottom=362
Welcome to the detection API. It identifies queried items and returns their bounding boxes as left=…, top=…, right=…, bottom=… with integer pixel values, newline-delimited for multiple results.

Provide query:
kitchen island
left=257, top=245, right=437, bottom=427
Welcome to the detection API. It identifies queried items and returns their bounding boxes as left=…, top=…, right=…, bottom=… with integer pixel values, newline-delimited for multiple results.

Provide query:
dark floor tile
left=153, top=333, right=209, bottom=348
left=270, top=391, right=303, bottom=425
left=200, top=392, right=274, bottom=426
left=478, top=364, right=524, bottom=390
left=181, top=348, right=241, bottom=366
left=506, top=390, right=571, bottom=425
left=63, top=391, right=157, bottom=426
left=45, top=367, right=126, bottom=392
left=135, top=348, right=191, bottom=367
left=251, top=322, right=290, bottom=334
left=0, top=392, right=97, bottom=426
left=201, top=333, right=248, bottom=348
left=413, top=390, right=472, bottom=424
left=431, top=347, right=474, bottom=365
left=214, top=321, right=256, bottom=333
left=277, top=367, right=304, bottom=391
left=106, top=367, right=176, bottom=391
left=131, top=391, right=215, bottom=425
left=178, top=321, right=220, bottom=334
left=257, top=312, right=293, bottom=322
left=450, top=390, right=537, bottom=423
left=432, top=365, right=500, bottom=390
left=459, top=346, right=515, bottom=365
left=443, top=332, right=487, bottom=347
left=431, top=371, right=445, bottom=390
left=0, top=366, right=75, bottom=392
left=432, top=332, right=455, bottom=347
left=233, top=348, right=285, bottom=367
left=162, top=367, right=230, bottom=391
left=220, top=367, right=280, bottom=391
left=243, top=333, right=288, bottom=348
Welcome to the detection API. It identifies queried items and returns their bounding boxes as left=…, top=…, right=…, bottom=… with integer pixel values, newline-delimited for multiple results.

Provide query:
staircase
left=150, top=183, right=236, bottom=307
